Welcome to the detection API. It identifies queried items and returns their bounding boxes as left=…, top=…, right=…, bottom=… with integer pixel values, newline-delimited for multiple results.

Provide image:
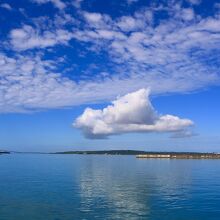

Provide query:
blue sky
left=0, top=0, right=220, bottom=152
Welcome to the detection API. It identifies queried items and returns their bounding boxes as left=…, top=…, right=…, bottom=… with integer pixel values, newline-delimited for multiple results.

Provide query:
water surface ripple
left=0, top=154, right=220, bottom=220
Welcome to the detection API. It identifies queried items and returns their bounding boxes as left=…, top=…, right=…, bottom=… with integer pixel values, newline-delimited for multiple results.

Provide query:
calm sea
left=0, top=154, right=220, bottom=220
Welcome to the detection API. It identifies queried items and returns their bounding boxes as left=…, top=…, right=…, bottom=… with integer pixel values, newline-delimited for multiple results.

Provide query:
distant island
left=54, top=150, right=220, bottom=159
left=2, top=150, right=220, bottom=159
left=54, top=150, right=147, bottom=155
left=0, top=150, right=10, bottom=155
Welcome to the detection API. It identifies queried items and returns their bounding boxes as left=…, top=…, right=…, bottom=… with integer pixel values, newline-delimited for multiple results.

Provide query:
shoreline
left=136, top=153, right=220, bottom=159
left=0, top=151, right=10, bottom=155
left=2, top=150, right=220, bottom=159
left=53, top=150, right=220, bottom=159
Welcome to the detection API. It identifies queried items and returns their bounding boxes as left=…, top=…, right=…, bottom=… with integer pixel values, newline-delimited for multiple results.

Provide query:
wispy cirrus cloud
left=187, top=0, right=201, bottom=5
left=0, top=3, right=12, bottom=10
left=32, top=0, right=66, bottom=10
left=0, top=0, right=220, bottom=113
left=10, top=25, right=73, bottom=50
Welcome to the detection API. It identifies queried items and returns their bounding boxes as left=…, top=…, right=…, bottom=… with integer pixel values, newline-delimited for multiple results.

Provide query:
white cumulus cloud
left=74, top=89, right=193, bottom=139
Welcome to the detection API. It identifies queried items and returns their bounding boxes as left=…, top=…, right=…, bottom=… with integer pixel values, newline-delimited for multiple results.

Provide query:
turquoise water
left=0, top=154, right=220, bottom=220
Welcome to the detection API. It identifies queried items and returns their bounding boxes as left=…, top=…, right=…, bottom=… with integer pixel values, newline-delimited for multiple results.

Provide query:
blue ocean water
left=0, top=154, right=220, bottom=220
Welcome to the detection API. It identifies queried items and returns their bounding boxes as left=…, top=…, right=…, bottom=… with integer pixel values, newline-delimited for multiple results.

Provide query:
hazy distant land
left=53, top=150, right=220, bottom=159
left=2, top=150, right=220, bottom=159
left=0, top=150, right=10, bottom=155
